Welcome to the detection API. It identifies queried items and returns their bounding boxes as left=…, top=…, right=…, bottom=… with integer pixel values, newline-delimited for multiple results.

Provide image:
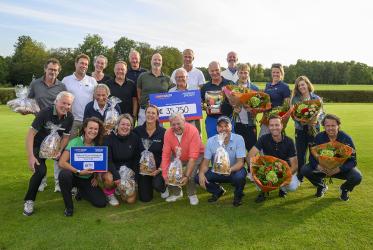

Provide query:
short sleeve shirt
left=255, top=134, right=296, bottom=164
left=204, top=133, right=246, bottom=167
left=137, top=72, right=172, bottom=108
left=106, top=78, right=137, bottom=115
left=170, top=67, right=206, bottom=90
left=264, top=81, right=291, bottom=108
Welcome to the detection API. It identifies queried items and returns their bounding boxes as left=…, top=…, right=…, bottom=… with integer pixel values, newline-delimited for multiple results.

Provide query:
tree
left=49, top=47, right=77, bottom=79
left=155, top=46, right=183, bottom=75
left=77, top=34, right=108, bottom=72
left=0, top=56, right=10, bottom=84
left=113, top=36, right=137, bottom=62
left=9, top=36, right=49, bottom=85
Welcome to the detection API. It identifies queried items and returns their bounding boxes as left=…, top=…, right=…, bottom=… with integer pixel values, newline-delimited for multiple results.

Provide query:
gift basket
left=310, top=141, right=354, bottom=170
left=104, top=96, right=122, bottom=133
left=167, top=146, right=184, bottom=186
left=212, top=133, right=231, bottom=175
left=139, top=139, right=156, bottom=175
left=7, top=85, right=40, bottom=114
left=39, top=122, right=65, bottom=159
left=205, top=90, right=224, bottom=115
left=250, top=155, right=292, bottom=192
left=116, top=165, right=136, bottom=200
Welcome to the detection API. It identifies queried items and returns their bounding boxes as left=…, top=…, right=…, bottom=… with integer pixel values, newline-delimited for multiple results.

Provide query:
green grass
left=254, top=83, right=373, bottom=91
left=0, top=104, right=372, bottom=249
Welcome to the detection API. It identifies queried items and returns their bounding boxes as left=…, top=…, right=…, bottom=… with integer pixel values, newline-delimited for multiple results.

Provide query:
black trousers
left=24, top=151, right=47, bottom=201
left=234, top=123, right=257, bottom=152
left=58, top=170, right=107, bottom=210
left=295, top=128, right=317, bottom=179
left=138, top=172, right=166, bottom=202
left=301, top=164, right=362, bottom=191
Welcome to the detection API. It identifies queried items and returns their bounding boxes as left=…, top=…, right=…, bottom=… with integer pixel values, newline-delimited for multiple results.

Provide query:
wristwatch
left=76, top=169, right=81, bottom=176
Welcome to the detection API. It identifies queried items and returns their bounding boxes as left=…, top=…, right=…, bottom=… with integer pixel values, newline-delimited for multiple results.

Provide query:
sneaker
left=54, top=182, right=61, bottom=193
left=340, top=188, right=350, bottom=201
left=71, top=187, right=78, bottom=196
left=38, top=180, right=47, bottom=192
left=188, top=195, right=199, bottom=205
left=23, top=200, right=34, bottom=216
left=207, top=188, right=226, bottom=203
left=64, top=208, right=73, bottom=217
left=166, top=190, right=183, bottom=202
left=161, top=187, right=169, bottom=199
left=255, top=192, right=266, bottom=203
left=315, top=185, right=328, bottom=198
left=279, top=189, right=287, bottom=198
left=107, top=194, right=120, bottom=206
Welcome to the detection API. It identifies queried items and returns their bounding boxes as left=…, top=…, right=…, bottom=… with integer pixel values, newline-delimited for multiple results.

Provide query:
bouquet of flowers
left=260, top=101, right=292, bottom=127
left=116, top=165, right=136, bottom=199
left=205, top=91, right=224, bottom=115
left=222, top=85, right=250, bottom=105
left=104, top=96, right=122, bottom=133
left=7, top=85, right=40, bottom=114
left=250, top=155, right=292, bottom=192
left=139, top=139, right=156, bottom=175
left=167, top=146, right=184, bottom=186
left=291, top=99, right=322, bottom=136
left=238, top=91, right=271, bottom=113
left=310, top=141, right=354, bottom=170
left=212, top=133, right=231, bottom=175
left=39, top=122, right=65, bottom=159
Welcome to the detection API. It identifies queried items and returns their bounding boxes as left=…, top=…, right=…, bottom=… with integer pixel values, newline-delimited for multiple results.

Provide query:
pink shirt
left=161, top=122, right=204, bottom=179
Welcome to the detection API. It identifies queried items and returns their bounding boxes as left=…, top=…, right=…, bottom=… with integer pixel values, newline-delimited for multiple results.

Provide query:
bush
left=0, top=88, right=15, bottom=104
left=315, top=90, right=373, bottom=103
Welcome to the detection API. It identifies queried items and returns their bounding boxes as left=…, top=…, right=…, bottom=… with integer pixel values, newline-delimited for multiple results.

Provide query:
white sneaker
left=23, top=200, right=34, bottom=216
left=54, top=182, right=61, bottom=193
left=107, top=194, right=119, bottom=206
left=166, top=190, right=183, bottom=202
left=161, top=187, right=169, bottom=199
left=38, top=178, right=47, bottom=192
left=71, top=187, right=78, bottom=196
left=188, top=195, right=199, bottom=205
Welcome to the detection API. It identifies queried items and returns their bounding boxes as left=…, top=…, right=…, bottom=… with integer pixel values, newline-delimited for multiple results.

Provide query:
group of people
left=22, top=49, right=362, bottom=217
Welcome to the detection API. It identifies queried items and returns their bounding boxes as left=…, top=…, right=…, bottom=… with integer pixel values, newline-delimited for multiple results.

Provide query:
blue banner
left=149, top=90, right=202, bottom=122
left=70, top=146, right=108, bottom=172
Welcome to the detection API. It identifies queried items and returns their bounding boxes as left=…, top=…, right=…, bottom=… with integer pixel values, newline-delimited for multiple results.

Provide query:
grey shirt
left=28, top=77, right=67, bottom=110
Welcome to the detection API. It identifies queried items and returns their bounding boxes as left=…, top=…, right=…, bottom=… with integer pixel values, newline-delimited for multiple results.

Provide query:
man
left=247, top=115, right=299, bottom=203
left=28, top=58, right=67, bottom=192
left=23, top=91, right=74, bottom=216
left=169, top=68, right=202, bottom=133
left=301, top=114, right=362, bottom=201
left=105, top=61, right=137, bottom=119
left=137, top=53, right=173, bottom=125
left=161, top=112, right=204, bottom=205
left=196, top=116, right=246, bottom=207
left=200, top=61, right=232, bottom=138
left=170, top=49, right=205, bottom=90
left=62, top=53, right=97, bottom=139
left=126, top=49, right=147, bottom=84
left=221, top=51, right=240, bottom=82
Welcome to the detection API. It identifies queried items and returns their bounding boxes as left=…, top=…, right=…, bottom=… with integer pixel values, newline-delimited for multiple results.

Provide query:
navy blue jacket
left=83, top=101, right=121, bottom=122
left=309, top=131, right=357, bottom=172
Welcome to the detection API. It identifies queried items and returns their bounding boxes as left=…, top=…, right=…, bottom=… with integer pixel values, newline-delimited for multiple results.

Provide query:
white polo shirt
left=62, top=73, right=97, bottom=121
left=171, top=67, right=206, bottom=90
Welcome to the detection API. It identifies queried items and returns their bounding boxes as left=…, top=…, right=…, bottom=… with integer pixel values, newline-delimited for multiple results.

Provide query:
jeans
left=205, top=116, right=218, bottom=138
left=195, top=167, right=247, bottom=198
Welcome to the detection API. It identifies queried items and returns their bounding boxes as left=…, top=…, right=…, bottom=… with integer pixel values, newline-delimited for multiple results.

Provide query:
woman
left=58, top=117, right=107, bottom=217
left=102, top=114, right=141, bottom=206
left=134, top=105, right=168, bottom=202
left=291, top=76, right=323, bottom=182
left=91, top=55, right=111, bottom=83
left=259, top=63, right=291, bottom=136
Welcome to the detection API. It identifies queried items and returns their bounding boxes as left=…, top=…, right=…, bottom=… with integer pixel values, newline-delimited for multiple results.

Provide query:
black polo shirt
left=133, top=123, right=166, bottom=168
left=127, top=67, right=147, bottom=84
left=106, top=78, right=137, bottom=115
left=31, top=106, right=74, bottom=148
left=90, top=73, right=112, bottom=84
left=255, top=134, right=296, bottom=164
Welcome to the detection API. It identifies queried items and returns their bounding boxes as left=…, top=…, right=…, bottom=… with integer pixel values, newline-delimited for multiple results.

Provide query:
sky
left=0, top=0, right=372, bottom=68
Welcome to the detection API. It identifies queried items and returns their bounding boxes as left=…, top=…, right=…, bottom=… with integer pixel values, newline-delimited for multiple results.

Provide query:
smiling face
left=238, top=69, right=249, bottom=82
left=217, top=121, right=231, bottom=135
left=269, top=118, right=283, bottom=137
left=324, top=119, right=339, bottom=138
left=170, top=116, right=185, bottom=135
left=227, top=52, right=238, bottom=68
left=55, top=95, right=73, bottom=116
left=208, top=62, right=221, bottom=82
left=271, top=68, right=282, bottom=83
left=183, top=51, right=194, bottom=67
left=44, top=62, right=60, bottom=82
left=117, top=118, right=132, bottom=136
left=129, top=52, right=140, bottom=70
left=145, top=106, right=159, bottom=124
left=84, top=121, right=99, bottom=142
left=94, top=57, right=107, bottom=72
left=75, top=58, right=89, bottom=75
left=94, top=87, right=109, bottom=107
left=175, top=70, right=188, bottom=90
left=114, top=63, right=127, bottom=80
left=297, top=80, right=310, bottom=96
left=151, top=54, right=162, bottom=70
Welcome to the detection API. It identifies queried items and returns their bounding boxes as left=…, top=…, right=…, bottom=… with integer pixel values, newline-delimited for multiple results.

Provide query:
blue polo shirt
left=204, top=133, right=246, bottom=167
left=309, top=131, right=356, bottom=173
left=264, top=81, right=291, bottom=108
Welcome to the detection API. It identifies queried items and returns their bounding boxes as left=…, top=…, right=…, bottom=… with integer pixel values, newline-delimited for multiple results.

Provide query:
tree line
left=0, top=34, right=372, bottom=86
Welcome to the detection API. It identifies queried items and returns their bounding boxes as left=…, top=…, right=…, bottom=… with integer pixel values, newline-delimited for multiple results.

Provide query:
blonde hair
left=292, top=75, right=315, bottom=98
left=237, top=63, right=250, bottom=72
